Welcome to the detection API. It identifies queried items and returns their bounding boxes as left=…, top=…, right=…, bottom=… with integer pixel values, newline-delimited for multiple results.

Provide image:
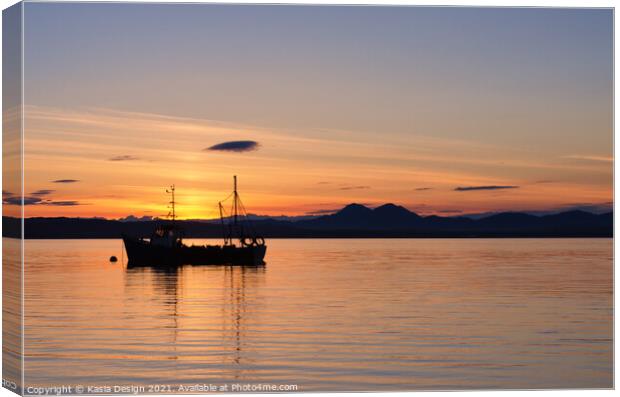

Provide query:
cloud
left=23, top=197, right=44, bottom=205
left=438, top=209, right=463, bottom=214
left=41, top=200, right=82, bottom=206
left=306, top=208, right=340, bottom=215
left=3, top=196, right=42, bottom=205
left=109, top=155, right=140, bottom=161
left=3, top=196, right=47, bottom=205
left=31, top=189, right=55, bottom=196
left=205, top=140, right=260, bottom=153
left=563, top=155, right=613, bottom=163
left=454, top=185, right=519, bottom=191
left=339, top=185, right=370, bottom=191
left=52, top=179, right=79, bottom=183
left=414, top=187, right=433, bottom=191
left=2, top=192, right=84, bottom=206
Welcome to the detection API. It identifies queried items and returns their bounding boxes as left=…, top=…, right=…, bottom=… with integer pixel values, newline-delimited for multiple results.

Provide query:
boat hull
left=123, top=236, right=266, bottom=267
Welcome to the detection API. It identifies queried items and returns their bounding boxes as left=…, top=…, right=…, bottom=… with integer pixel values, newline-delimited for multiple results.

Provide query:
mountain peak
left=373, top=203, right=421, bottom=218
left=338, top=203, right=373, bottom=215
left=343, top=203, right=369, bottom=209
left=552, top=209, right=593, bottom=216
left=374, top=203, right=399, bottom=210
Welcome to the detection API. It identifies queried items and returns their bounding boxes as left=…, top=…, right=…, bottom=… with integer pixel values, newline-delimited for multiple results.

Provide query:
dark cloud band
left=31, top=189, right=55, bottom=196
left=43, top=200, right=82, bottom=206
left=109, top=155, right=140, bottom=161
left=455, top=185, right=519, bottom=191
left=205, top=140, right=259, bottom=153
left=3, top=193, right=83, bottom=206
left=339, top=185, right=370, bottom=191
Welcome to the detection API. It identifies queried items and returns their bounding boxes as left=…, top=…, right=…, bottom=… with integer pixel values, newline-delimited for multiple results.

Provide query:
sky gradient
left=14, top=4, right=613, bottom=219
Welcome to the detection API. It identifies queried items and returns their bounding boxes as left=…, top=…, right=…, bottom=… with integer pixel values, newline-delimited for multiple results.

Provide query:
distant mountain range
left=3, top=203, right=613, bottom=238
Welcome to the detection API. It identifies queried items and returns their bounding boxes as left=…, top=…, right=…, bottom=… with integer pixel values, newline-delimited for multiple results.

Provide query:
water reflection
left=221, top=266, right=266, bottom=373
left=123, top=264, right=266, bottom=377
left=3, top=238, right=22, bottom=394
left=125, top=266, right=182, bottom=361
left=22, top=238, right=612, bottom=390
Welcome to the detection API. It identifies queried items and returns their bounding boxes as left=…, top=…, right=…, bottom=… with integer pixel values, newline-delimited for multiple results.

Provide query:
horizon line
left=3, top=207, right=613, bottom=222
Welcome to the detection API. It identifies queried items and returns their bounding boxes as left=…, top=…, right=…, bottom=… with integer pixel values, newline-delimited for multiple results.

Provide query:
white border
left=0, top=1, right=616, bottom=397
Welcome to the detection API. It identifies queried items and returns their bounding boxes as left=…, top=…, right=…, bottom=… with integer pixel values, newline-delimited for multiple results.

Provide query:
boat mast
left=166, top=185, right=176, bottom=225
left=233, top=175, right=238, bottom=226
left=219, top=201, right=229, bottom=245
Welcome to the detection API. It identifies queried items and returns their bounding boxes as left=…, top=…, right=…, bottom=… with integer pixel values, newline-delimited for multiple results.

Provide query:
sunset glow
left=7, top=4, right=612, bottom=220
left=18, top=104, right=612, bottom=219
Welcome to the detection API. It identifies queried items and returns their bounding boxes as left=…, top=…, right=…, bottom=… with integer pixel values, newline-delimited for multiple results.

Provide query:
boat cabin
left=150, top=224, right=182, bottom=248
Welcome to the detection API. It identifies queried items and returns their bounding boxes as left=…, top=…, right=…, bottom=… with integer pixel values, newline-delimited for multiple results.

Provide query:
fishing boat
left=122, top=176, right=267, bottom=266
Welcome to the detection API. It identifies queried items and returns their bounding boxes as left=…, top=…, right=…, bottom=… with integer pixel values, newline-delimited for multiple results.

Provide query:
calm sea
left=11, top=238, right=614, bottom=391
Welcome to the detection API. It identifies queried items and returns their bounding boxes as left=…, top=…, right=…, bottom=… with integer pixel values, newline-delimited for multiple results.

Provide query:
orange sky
left=3, top=105, right=610, bottom=220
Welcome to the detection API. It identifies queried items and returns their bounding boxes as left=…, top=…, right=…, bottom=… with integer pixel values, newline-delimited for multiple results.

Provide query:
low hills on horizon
left=3, top=202, right=613, bottom=238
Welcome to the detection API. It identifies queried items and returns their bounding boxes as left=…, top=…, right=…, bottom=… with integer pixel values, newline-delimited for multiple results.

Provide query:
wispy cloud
left=563, top=155, right=613, bottom=163
left=305, top=208, right=340, bottom=215
left=339, top=185, right=371, bottom=191
left=31, top=189, right=55, bottom=196
left=455, top=185, right=519, bottom=191
left=109, top=155, right=140, bottom=161
left=205, top=140, right=260, bottom=153
left=414, top=187, right=433, bottom=191
left=52, top=179, right=79, bottom=183
left=42, top=200, right=82, bottom=206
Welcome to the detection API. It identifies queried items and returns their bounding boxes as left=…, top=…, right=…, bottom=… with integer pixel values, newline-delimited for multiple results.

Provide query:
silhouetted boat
left=123, top=176, right=266, bottom=266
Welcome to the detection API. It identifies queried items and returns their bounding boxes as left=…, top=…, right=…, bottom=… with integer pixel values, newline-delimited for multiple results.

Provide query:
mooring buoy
left=109, top=256, right=118, bottom=262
